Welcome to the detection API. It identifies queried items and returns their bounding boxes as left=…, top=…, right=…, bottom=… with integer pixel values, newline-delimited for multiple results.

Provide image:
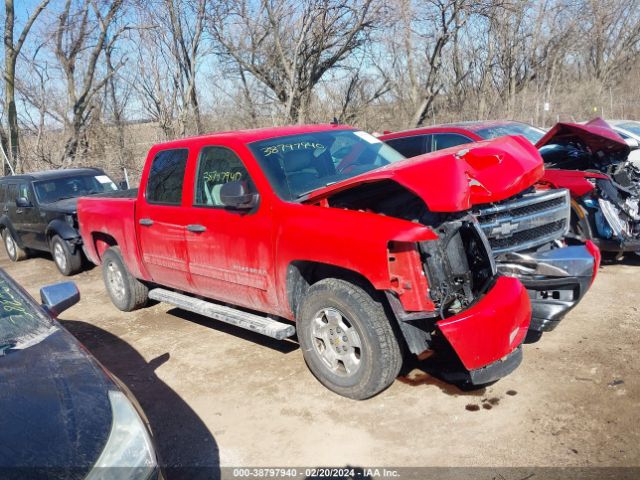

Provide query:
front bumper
left=436, top=276, right=530, bottom=372
left=496, top=244, right=598, bottom=332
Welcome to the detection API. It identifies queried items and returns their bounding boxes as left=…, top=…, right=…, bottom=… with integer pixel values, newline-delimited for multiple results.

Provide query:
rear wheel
left=2, top=229, right=27, bottom=262
left=102, top=246, right=148, bottom=311
left=297, top=278, right=402, bottom=400
left=51, top=235, right=82, bottom=276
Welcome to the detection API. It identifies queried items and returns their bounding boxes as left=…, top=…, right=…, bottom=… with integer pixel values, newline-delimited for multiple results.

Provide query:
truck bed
left=77, top=195, right=145, bottom=278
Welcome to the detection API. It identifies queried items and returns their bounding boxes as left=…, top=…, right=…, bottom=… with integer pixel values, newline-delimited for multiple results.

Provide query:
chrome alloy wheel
left=106, top=260, right=126, bottom=301
left=5, top=234, right=16, bottom=259
left=311, top=307, right=362, bottom=377
left=53, top=242, right=67, bottom=271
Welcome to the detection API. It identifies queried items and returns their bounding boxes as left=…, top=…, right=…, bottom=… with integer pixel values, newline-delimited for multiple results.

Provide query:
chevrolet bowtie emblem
left=491, top=221, right=520, bottom=237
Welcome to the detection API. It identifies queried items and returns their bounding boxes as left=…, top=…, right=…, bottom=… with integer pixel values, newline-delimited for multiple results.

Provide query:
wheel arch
left=286, top=260, right=381, bottom=319
left=0, top=216, right=26, bottom=249
left=91, top=232, right=119, bottom=263
left=45, top=219, right=80, bottom=244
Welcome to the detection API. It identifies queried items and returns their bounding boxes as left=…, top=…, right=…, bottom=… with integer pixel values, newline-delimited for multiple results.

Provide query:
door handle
left=139, top=218, right=154, bottom=226
left=186, top=224, right=206, bottom=233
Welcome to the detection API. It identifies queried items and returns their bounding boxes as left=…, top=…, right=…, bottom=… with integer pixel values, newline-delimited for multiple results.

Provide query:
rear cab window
left=146, top=149, right=189, bottom=205
left=385, top=135, right=431, bottom=158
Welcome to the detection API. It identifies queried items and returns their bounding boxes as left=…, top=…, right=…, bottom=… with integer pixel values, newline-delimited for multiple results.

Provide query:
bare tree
left=209, top=0, right=380, bottom=123
left=578, top=0, right=640, bottom=86
left=131, top=0, right=208, bottom=138
left=2, top=0, right=50, bottom=173
left=53, top=0, right=126, bottom=164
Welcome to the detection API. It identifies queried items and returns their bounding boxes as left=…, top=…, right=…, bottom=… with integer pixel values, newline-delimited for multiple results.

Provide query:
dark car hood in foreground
left=42, top=197, right=80, bottom=215
left=304, top=135, right=544, bottom=212
left=535, top=117, right=630, bottom=158
left=0, top=326, right=111, bottom=476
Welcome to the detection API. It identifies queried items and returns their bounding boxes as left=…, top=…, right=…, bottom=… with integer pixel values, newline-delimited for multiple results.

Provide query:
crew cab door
left=136, top=148, right=192, bottom=290
left=183, top=145, right=276, bottom=310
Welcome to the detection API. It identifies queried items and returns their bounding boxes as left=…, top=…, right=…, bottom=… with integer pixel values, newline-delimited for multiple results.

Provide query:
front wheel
left=102, top=246, right=148, bottom=311
left=297, top=278, right=402, bottom=400
left=2, top=229, right=27, bottom=262
left=51, top=235, right=82, bottom=276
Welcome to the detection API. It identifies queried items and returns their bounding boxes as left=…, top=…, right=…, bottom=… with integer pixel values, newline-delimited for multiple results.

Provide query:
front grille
left=475, top=189, right=571, bottom=254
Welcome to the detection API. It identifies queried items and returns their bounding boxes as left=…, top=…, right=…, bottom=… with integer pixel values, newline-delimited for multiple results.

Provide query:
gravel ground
left=2, top=252, right=639, bottom=478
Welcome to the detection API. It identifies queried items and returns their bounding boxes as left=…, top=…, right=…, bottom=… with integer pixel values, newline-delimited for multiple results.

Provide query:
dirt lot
left=2, top=253, right=639, bottom=477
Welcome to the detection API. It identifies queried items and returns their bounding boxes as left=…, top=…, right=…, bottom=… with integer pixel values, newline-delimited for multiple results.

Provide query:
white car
left=606, top=120, right=640, bottom=167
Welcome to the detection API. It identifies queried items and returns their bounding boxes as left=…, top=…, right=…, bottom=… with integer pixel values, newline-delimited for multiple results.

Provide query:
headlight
left=86, top=390, right=157, bottom=480
left=65, top=214, right=75, bottom=227
left=598, top=198, right=630, bottom=238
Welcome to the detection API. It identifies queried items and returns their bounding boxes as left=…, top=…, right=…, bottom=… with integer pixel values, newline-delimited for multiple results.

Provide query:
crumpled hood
left=304, top=135, right=544, bottom=212
left=535, top=117, right=630, bottom=157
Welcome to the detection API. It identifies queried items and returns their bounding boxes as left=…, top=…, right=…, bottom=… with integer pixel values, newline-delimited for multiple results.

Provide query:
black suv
left=0, top=168, right=119, bottom=275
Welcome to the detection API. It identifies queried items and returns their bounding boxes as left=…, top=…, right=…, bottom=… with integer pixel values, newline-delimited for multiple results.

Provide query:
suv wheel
left=297, top=278, right=402, bottom=400
left=51, top=235, right=82, bottom=276
left=2, top=229, right=27, bottom=262
left=102, top=246, right=148, bottom=311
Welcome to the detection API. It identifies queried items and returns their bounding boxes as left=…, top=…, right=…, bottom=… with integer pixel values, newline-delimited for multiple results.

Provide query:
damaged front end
left=324, top=179, right=530, bottom=385
left=577, top=174, right=640, bottom=253
left=474, top=188, right=598, bottom=335
left=539, top=118, right=640, bottom=254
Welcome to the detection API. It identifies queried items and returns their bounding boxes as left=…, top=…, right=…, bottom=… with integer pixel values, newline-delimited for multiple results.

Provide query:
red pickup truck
left=78, top=124, right=533, bottom=399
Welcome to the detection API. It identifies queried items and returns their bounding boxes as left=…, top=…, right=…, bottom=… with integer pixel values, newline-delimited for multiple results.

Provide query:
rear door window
left=385, top=135, right=431, bottom=158
left=146, top=149, right=188, bottom=205
left=432, top=133, right=473, bottom=151
left=7, top=184, right=17, bottom=203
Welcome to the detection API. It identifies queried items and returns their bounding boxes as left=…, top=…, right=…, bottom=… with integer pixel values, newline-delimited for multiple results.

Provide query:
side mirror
left=220, top=181, right=258, bottom=210
left=118, top=180, right=129, bottom=190
left=40, top=282, right=80, bottom=317
left=16, top=197, right=31, bottom=208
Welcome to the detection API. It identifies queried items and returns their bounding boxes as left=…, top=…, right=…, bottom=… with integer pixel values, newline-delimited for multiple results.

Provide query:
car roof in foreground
left=152, top=123, right=356, bottom=149
left=382, top=120, right=529, bottom=138
left=0, top=167, right=104, bottom=182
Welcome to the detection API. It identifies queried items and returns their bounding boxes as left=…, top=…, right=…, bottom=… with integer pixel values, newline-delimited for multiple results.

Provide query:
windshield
left=0, top=271, right=52, bottom=355
left=249, top=130, right=405, bottom=200
left=618, top=121, right=640, bottom=137
left=34, top=174, right=118, bottom=204
left=475, top=123, right=545, bottom=144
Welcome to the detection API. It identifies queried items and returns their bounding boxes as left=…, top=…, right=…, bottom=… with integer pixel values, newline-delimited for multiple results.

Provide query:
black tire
left=102, top=246, right=148, bottom=311
left=297, top=278, right=402, bottom=400
left=51, top=235, right=82, bottom=276
left=2, top=228, right=27, bottom=262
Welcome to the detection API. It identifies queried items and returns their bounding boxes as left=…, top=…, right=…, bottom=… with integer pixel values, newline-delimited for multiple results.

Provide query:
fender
left=46, top=219, right=81, bottom=243
left=275, top=202, right=438, bottom=318
left=540, top=169, right=608, bottom=198
left=0, top=215, right=27, bottom=249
